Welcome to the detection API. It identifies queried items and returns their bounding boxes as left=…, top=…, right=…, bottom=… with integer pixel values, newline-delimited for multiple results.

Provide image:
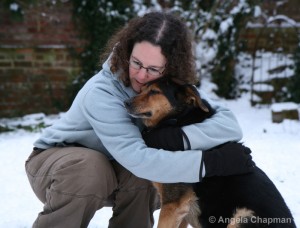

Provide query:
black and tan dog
left=124, top=78, right=295, bottom=228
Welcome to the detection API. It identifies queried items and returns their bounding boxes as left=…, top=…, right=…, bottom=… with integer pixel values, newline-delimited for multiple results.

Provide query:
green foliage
left=211, top=1, right=254, bottom=99
left=0, top=125, right=14, bottom=133
left=288, top=45, right=300, bottom=102
left=168, top=0, right=256, bottom=98
left=212, top=50, right=238, bottom=99
left=70, top=0, right=137, bottom=96
left=0, top=121, right=47, bottom=132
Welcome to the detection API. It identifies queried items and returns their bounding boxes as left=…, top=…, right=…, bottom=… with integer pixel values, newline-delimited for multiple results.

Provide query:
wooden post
left=271, top=102, right=299, bottom=123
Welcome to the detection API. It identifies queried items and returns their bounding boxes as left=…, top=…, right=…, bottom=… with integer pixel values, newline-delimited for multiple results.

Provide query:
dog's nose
left=124, top=100, right=131, bottom=109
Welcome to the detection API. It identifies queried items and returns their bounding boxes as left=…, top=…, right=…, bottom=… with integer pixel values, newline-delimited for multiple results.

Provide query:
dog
left=124, top=77, right=296, bottom=228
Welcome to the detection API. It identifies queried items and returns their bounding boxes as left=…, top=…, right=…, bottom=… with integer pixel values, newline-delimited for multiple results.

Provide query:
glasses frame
left=128, top=58, right=165, bottom=77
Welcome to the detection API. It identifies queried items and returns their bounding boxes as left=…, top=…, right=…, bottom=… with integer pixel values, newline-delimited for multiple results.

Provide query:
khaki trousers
left=25, top=147, right=159, bottom=228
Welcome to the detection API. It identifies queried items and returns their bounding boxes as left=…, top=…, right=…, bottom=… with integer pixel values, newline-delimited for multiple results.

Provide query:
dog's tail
left=227, top=208, right=260, bottom=228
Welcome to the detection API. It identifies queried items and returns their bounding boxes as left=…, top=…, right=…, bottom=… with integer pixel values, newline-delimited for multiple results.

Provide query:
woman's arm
left=80, top=75, right=203, bottom=183
left=182, top=89, right=243, bottom=151
left=80, top=62, right=249, bottom=183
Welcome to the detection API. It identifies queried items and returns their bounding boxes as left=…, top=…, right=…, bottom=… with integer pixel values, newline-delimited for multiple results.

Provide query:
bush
left=288, top=45, right=300, bottom=103
left=70, top=0, right=137, bottom=96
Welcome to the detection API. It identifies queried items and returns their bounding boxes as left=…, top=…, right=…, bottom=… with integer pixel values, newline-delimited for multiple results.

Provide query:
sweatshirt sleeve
left=182, top=89, right=243, bottom=151
left=80, top=80, right=203, bottom=183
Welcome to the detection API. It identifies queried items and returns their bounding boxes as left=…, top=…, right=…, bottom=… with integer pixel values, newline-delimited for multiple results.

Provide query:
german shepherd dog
left=124, top=77, right=295, bottom=228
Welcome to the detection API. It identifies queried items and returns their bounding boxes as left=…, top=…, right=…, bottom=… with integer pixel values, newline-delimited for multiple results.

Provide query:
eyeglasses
left=129, top=58, right=165, bottom=77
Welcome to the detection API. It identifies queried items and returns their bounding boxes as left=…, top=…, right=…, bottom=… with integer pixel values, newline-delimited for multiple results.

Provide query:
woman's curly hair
left=101, top=11, right=198, bottom=86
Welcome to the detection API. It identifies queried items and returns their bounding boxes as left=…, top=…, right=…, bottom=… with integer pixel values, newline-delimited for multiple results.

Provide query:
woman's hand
left=142, top=126, right=184, bottom=151
left=203, top=142, right=255, bottom=178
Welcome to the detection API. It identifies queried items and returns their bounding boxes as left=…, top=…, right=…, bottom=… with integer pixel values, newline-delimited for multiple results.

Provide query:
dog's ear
left=177, top=85, right=209, bottom=112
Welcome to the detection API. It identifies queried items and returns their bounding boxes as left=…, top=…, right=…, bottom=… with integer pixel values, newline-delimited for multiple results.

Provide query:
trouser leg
left=109, top=161, right=160, bottom=228
left=25, top=147, right=117, bottom=228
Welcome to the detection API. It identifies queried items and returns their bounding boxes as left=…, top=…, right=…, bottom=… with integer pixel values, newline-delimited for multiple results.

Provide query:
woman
left=25, top=11, right=254, bottom=228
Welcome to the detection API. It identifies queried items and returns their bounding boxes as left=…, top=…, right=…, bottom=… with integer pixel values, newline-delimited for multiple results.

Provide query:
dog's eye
left=148, top=89, right=160, bottom=95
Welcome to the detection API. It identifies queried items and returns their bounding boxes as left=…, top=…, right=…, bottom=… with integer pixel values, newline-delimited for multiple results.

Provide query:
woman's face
left=129, top=41, right=166, bottom=93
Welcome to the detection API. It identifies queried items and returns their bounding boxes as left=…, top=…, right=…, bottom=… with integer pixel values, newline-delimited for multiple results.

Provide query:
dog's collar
left=159, top=118, right=178, bottom=126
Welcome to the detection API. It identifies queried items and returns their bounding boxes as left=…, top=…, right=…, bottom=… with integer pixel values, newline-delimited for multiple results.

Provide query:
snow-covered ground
left=0, top=91, right=299, bottom=227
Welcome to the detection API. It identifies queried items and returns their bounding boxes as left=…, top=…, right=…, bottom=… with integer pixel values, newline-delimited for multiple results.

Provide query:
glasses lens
left=147, top=68, right=161, bottom=77
left=129, top=60, right=141, bottom=70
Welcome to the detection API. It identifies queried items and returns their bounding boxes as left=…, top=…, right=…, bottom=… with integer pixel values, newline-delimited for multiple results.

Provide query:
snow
left=230, top=0, right=249, bottom=15
left=0, top=92, right=299, bottom=227
left=201, top=28, right=218, bottom=41
left=219, top=18, right=233, bottom=34
left=271, top=102, right=299, bottom=112
left=9, top=3, right=19, bottom=11
left=268, top=15, right=297, bottom=27
left=254, top=6, right=262, bottom=18
left=253, top=83, right=274, bottom=92
left=247, top=13, right=300, bottom=28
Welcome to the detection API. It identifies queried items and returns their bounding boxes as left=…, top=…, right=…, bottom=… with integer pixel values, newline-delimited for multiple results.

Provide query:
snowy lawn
left=0, top=93, right=299, bottom=227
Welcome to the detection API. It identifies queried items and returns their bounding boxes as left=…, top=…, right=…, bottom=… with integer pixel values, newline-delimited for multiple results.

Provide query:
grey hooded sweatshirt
left=34, top=58, right=243, bottom=183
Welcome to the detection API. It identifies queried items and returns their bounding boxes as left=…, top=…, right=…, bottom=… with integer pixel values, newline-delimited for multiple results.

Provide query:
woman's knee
left=27, top=147, right=118, bottom=201
left=51, top=147, right=118, bottom=197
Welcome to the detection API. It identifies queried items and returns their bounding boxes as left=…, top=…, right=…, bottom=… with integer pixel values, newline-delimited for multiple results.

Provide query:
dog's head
left=124, top=78, right=210, bottom=128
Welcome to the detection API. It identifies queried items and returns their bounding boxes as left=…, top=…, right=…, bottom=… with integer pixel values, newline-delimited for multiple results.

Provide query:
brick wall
left=0, top=1, right=83, bottom=47
left=0, top=1, right=84, bottom=117
left=0, top=47, right=80, bottom=117
left=240, top=27, right=299, bottom=53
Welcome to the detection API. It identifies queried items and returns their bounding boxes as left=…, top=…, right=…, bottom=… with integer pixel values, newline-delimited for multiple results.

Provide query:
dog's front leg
left=153, top=182, right=188, bottom=228
left=158, top=202, right=189, bottom=228
left=178, top=218, right=189, bottom=228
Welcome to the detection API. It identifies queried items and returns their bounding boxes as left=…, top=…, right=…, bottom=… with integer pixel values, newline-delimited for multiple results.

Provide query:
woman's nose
left=136, top=68, right=148, bottom=81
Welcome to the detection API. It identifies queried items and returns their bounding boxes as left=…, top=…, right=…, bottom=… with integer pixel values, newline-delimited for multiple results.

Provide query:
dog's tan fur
left=125, top=84, right=174, bottom=127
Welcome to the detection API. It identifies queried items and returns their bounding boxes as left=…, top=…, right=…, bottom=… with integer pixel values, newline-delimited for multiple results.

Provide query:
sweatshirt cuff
left=182, top=130, right=191, bottom=150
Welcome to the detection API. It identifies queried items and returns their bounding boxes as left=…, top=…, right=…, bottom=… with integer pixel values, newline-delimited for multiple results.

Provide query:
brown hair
left=101, top=11, right=198, bottom=86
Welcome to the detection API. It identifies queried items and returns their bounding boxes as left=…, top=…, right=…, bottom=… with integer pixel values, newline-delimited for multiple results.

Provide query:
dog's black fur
left=125, top=77, right=296, bottom=228
left=195, top=164, right=295, bottom=227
